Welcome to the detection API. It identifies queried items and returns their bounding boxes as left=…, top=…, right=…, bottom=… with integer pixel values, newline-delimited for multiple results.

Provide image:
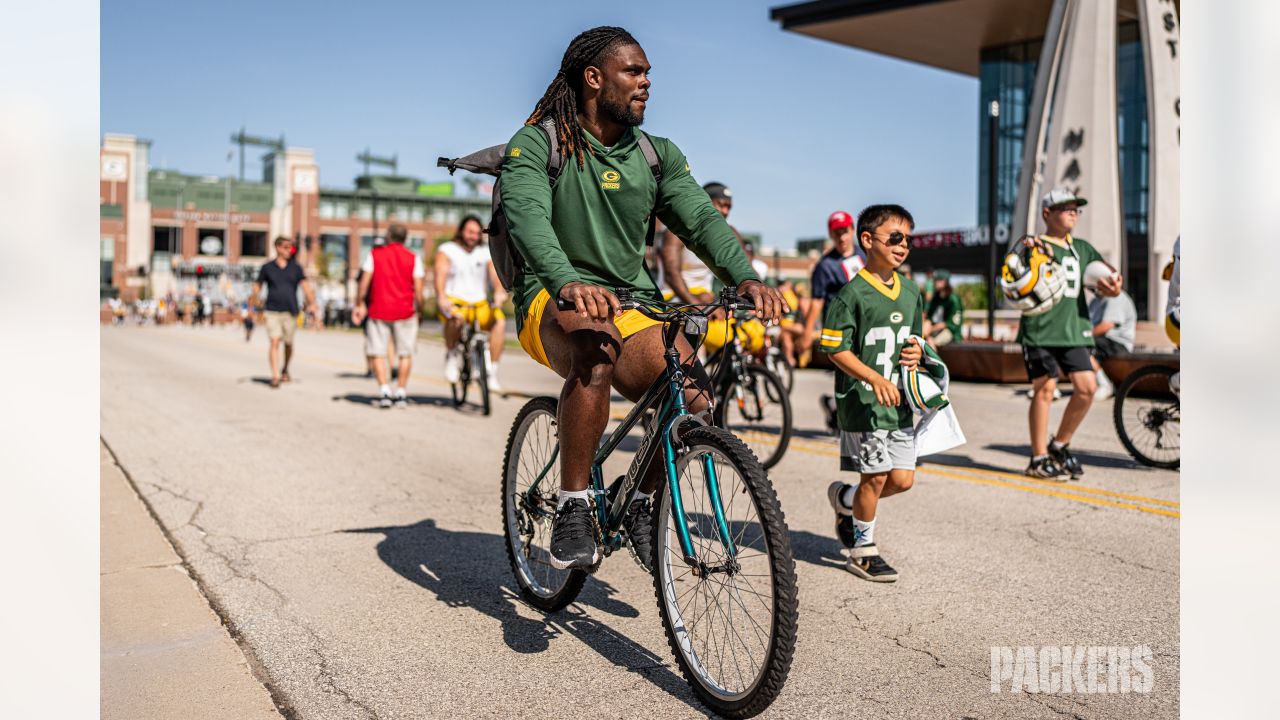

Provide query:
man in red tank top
left=352, top=224, right=425, bottom=408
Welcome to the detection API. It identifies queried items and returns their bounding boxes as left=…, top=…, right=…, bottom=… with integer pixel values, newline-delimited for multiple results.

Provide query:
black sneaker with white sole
left=607, top=477, right=655, bottom=572
left=548, top=498, right=599, bottom=571
left=826, top=481, right=858, bottom=548
left=847, top=544, right=898, bottom=582
left=1026, top=455, right=1067, bottom=481
left=1049, top=443, right=1084, bottom=479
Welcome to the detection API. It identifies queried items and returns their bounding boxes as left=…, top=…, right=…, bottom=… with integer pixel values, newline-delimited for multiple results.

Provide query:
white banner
left=1039, top=0, right=1123, bottom=265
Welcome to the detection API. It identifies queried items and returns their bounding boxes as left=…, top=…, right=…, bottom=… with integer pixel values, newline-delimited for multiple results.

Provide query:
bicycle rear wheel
left=501, top=396, right=587, bottom=610
left=651, top=426, right=797, bottom=717
left=715, top=365, right=792, bottom=470
left=473, top=338, right=491, bottom=416
left=1113, top=365, right=1180, bottom=469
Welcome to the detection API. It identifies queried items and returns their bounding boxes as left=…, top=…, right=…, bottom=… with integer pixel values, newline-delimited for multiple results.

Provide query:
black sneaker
left=827, top=481, right=858, bottom=548
left=820, top=394, right=838, bottom=435
left=549, top=498, right=599, bottom=571
left=607, top=477, right=655, bottom=572
left=1049, top=443, right=1084, bottom=480
left=847, top=544, right=898, bottom=582
left=1026, top=455, right=1067, bottom=481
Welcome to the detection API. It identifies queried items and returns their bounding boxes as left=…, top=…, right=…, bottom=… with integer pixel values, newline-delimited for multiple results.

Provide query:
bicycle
left=1112, top=364, right=1179, bottom=469
left=759, top=344, right=794, bottom=395
left=704, top=310, right=793, bottom=470
left=501, top=288, right=798, bottom=717
left=446, top=300, right=493, bottom=416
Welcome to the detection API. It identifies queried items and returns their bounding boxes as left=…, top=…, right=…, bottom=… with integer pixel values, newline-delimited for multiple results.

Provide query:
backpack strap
left=537, top=118, right=563, bottom=187
left=636, top=131, right=664, bottom=246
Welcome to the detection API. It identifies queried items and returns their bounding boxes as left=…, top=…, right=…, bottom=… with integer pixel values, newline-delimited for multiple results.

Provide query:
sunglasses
left=871, top=231, right=912, bottom=247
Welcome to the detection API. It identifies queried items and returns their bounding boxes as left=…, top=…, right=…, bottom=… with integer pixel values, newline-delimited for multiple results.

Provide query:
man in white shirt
left=434, top=215, right=507, bottom=391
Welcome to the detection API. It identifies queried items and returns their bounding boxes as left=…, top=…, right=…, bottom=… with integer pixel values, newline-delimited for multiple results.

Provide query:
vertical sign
left=1138, top=0, right=1180, bottom=319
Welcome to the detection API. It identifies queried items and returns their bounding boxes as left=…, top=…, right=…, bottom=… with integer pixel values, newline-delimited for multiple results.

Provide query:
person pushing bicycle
left=501, top=26, right=787, bottom=571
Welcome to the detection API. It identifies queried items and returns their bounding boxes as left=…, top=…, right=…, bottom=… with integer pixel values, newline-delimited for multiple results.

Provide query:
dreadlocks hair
left=525, top=26, right=640, bottom=170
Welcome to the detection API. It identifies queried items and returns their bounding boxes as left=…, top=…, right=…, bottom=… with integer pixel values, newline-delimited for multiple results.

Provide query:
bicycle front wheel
left=1113, top=365, right=1180, bottom=469
left=501, top=396, right=587, bottom=610
left=715, top=365, right=793, bottom=470
left=651, top=426, right=797, bottom=717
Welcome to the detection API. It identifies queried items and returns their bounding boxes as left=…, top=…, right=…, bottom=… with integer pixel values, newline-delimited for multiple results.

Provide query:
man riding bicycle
left=501, top=26, right=787, bottom=571
left=435, top=214, right=507, bottom=392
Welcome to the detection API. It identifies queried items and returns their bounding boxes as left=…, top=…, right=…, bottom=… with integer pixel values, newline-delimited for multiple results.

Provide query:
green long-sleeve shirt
left=500, top=124, right=757, bottom=327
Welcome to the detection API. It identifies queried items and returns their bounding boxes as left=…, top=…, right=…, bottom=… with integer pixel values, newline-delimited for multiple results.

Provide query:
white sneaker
left=1095, top=371, right=1114, bottom=401
left=486, top=358, right=502, bottom=393
left=444, top=348, right=461, bottom=384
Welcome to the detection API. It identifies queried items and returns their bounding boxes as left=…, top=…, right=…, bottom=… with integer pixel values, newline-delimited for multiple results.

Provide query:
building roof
left=769, top=0, right=1164, bottom=76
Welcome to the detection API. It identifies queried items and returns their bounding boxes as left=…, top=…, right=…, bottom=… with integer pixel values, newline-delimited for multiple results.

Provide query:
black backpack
left=437, top=119, right=663, bottom=292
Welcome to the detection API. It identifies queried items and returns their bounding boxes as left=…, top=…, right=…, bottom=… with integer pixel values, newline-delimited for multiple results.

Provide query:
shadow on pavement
left=238, top=376, right=282, bottom=386
left=330, top=393, right=457, bottom=409
left=982, top=443, right=1152, bottom=471
left=684, top=512, right=845, bottom=572
left=346, top=519, right=709, bottom=714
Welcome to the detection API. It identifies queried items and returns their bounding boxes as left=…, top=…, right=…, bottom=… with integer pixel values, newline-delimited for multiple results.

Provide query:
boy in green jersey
left=1019, top=189, right=1125, bottom=480
left=819, top=204, right=924, bottom=582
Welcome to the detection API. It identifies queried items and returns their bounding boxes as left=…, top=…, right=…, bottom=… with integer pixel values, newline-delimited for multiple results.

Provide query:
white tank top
left=437, top=241, right=491, bottom=302
left=681, top=244, right=715, bottom=292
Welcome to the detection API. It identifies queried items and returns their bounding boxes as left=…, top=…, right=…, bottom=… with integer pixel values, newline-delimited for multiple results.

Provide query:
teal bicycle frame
left=520, top=305, right=738, bottom=568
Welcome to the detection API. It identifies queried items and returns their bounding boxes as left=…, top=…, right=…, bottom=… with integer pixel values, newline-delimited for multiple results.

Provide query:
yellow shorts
left=440, top=297, right=505, bottom=330
left=703, top=316, right=766, bottom=354
left=518, top=289, right=663, bottom=370
left=661, top=286, right=711, bottom=302
left=1165, top=313, right=1180, bottom=347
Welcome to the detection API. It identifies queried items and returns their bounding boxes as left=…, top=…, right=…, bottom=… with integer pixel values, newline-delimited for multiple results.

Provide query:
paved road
left=101, top=324, right=1178, bottom=718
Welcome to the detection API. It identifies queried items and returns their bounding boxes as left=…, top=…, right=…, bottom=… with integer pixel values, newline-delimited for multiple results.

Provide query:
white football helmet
left=1000, top=246, right=1067, bottom=316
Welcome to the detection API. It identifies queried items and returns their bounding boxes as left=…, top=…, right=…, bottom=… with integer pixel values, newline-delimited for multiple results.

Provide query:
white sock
left=558, top=489, right=590, bottom=508
left=394, top=387, right=406, bottom=399
left=379, top=384, right=391, bottom=396
left=1050, top=439, right=1066, bottom=452
left=634, top=490, right=654, bottom=503
left=839, top=485, right=856, bottom=510
left=852, top=516, right=875, bottom=547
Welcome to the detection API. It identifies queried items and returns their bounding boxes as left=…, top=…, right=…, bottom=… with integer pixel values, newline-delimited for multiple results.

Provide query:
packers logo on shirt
left=890, top=311, right=904, bottom=323
left=510, top=147, right=522, bottom=157
left=601, top=169, right=621, bottom=190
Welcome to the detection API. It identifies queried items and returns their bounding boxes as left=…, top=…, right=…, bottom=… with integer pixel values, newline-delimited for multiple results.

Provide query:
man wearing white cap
left=1018, top=189, right=1124, bottom=480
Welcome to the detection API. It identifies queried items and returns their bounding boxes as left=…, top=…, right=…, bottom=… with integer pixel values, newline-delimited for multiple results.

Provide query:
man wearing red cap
left=804, top=211, right=868, bottom=431
left=803, top=211, right=867, bottom=354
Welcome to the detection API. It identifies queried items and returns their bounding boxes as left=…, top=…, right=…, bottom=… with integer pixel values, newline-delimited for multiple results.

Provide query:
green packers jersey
left=1017, top=235, right=1104, bottom=347
left=819, top=269, right=924, bottom=432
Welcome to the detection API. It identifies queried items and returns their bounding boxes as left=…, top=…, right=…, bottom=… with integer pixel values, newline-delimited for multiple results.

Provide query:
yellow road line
left=920, top=462, right=1180, bottom=508
left=920, top=466, right=1181, bottom=519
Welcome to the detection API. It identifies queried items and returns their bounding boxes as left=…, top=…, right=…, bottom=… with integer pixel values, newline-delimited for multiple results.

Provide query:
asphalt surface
left=101, top=323, right=1179, bottom=719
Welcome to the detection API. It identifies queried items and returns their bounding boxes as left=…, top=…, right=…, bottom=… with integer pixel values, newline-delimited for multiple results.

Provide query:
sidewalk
left=100, top=441, right=283, bottom=720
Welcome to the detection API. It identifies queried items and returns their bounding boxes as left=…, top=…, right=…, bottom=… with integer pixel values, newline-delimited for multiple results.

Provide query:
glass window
left=152, top=226, right=180, bottom=254
left=357, top=203, right=373, bottom=220
left=410, top=206, right=424, bottom=223
left=240, top=230, right=268, bottom=257
left=335, top=202, right=349, bottom=219
left=319, top=201, right=335, bottom=219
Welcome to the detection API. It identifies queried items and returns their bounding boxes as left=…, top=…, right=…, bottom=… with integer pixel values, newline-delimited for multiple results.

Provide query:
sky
left=102, top=0, right=979, bottom=248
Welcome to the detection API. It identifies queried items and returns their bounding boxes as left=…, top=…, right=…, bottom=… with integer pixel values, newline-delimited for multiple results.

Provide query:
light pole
left=986, top=99, right=1000, bottom=340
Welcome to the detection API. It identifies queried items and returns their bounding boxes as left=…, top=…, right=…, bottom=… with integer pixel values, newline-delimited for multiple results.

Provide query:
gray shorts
left=839, top=427, right=917, bottom=474
left=365, top=317, right=419, bottom=357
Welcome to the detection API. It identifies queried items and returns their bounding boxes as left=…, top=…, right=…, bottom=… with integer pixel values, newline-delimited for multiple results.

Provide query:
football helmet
left=1000, top=245, right=1067, bottom=316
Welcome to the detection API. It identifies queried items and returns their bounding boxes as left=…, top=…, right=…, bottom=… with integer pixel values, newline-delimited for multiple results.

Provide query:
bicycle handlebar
left=554, top=287, right=754, bottom=321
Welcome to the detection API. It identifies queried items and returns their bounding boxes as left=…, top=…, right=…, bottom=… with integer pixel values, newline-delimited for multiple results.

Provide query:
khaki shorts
left=264, top=311, right=298, bottom=343
left=366, top=317, right=419, bottom=358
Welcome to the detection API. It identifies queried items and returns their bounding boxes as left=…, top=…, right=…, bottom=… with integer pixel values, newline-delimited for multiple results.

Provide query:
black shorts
left=1093, top=336, right=1129, bottom=361
left=1023, top=345, right=1094, bottom=380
